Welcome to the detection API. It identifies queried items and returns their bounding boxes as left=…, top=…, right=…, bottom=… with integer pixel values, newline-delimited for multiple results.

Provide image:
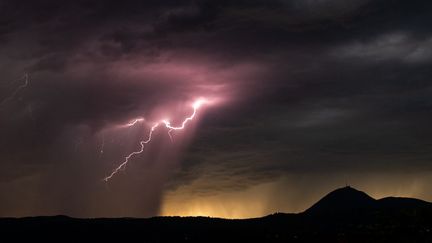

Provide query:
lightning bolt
left=167, top=129, right=174, bottom=142
left=122, top=117, right=145, bottom=127
left=103, top=98, right=207, bottom=182
left=103, top=123, right=159, bottom=181
left=0, top=73, right=29, bottom=108
left=161, top=99, right=204, bottom=131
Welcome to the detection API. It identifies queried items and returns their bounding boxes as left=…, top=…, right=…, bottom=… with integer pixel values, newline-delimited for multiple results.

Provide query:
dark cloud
left=0, top=0, right=432, bottom=217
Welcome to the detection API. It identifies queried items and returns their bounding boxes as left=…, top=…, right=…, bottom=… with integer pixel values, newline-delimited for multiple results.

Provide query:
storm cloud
left=1, top=0, right=432, bottom=218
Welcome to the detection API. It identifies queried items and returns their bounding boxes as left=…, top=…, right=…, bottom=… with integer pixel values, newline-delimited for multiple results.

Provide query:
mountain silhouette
left=304, top=186, right=376, bottom=216
left=302, top=186, right=432, bottom=224
left=1, top=186, right=431, bottom=242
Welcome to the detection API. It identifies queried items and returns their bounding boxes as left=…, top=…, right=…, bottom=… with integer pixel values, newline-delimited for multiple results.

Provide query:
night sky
left=1, top=0, right=432, bottom=218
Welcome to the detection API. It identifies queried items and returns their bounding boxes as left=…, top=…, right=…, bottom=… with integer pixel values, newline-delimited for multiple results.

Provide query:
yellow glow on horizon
left=161, top=173, right=432, bottom=219
left=161, top=182, right=280, bottom=219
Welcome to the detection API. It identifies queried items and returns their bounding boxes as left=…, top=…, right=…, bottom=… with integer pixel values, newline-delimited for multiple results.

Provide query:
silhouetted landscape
left=2, top=186, right=431, bottom=242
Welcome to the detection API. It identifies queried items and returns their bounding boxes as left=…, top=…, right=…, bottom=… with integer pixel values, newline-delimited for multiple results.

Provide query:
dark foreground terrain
left=1, top=186, right=432, bottom=242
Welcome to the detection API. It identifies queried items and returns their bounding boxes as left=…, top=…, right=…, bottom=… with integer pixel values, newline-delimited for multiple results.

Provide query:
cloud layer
left=1, top=0, right=432, bottom=217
